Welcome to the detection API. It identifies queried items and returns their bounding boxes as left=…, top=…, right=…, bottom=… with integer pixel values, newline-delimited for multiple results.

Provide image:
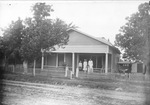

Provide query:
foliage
left=20, top=3, right=75, bottom=62
left=0, top=2, right=76, bottom=66
left=0, top=18, right=24, bottom=64
left=115, top=2, right=150, bottom=62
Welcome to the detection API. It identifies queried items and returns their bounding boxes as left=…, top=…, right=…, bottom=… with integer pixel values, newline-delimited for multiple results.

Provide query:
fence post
left=76, top=68, right=79, bottom=78
left=33, top=60, right=36, bottom=76
left=65, top=66, right=68, bottom=77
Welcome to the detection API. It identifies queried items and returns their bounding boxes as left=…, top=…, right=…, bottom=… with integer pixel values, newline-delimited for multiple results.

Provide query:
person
left=88, top=59, right=93, bottom=73
left=65, top=64, right=69, bottom=77
left=83, top=59, right=88, bottom=73
left=78, top=61, right=82, bottom=71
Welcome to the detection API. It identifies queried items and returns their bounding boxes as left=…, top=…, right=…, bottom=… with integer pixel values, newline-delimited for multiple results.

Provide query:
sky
left=0, top=0, right=147, bottom=44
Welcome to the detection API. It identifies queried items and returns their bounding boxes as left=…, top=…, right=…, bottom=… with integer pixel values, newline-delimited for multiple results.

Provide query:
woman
left=79, top=61, right=82, bottom=71
left=83, top=59, right=88, bottom=73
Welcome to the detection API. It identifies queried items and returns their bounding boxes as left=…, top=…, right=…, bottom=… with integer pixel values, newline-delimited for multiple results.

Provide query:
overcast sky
left=0, top=1, right=147, bottom=44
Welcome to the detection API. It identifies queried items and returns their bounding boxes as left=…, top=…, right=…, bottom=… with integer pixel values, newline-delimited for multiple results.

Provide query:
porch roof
left=48, top=45, right=108, bottom=53
left=117, top=61, right=132, bottom=64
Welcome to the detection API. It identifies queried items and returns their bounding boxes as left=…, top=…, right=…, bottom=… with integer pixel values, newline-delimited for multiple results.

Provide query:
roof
left=68, top=28, right=120, bottom=54
left=96, top=37, right=113, bottom=46
left=117, top=61, right=132, bottom=64
left=132, top=61, right=143, bottom=64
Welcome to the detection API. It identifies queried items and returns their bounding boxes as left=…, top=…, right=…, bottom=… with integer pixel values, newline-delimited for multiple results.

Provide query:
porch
left=41, top=52, right=113, bottom=74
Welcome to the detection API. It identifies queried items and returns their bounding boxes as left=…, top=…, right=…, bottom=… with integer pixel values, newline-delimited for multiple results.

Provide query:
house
left=41, top=29, right=120, bottom=74
left=132, top=61, right=144, bottom=73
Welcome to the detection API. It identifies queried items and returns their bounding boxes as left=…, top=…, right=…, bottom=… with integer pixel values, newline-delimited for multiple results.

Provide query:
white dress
left=79, top=62, right=82, bottom=68
left=83, top=61, right=87, bottom=71
left=88, top=60, right=93, bottom=73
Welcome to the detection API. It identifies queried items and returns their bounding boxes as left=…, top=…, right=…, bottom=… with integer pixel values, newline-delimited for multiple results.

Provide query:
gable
left=68, top=31, right=105, bottom=45
left=50, top=29, right=120, bottom=54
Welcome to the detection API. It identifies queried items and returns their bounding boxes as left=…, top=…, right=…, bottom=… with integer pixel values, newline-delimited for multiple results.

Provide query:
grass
left=1, top=68, right=150, bottom=105
left=1, top=70, right=150, bottom=94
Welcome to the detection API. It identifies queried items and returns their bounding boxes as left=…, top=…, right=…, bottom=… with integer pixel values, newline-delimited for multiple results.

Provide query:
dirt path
left=0, top=80, right=147, bottom=105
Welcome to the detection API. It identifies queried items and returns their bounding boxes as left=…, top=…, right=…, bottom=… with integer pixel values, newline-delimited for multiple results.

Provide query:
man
left=88, top=59, right=93, bottom=73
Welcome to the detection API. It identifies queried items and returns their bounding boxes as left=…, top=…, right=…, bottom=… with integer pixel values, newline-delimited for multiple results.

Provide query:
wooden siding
left=68, top=31, right=104, bottom=45
left=109, top=47, right=113, bottom=54
left=52, top=45, right=108, bottom=53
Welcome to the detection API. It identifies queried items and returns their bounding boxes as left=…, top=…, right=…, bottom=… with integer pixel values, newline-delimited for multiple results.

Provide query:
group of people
left=78, top=59, right=93, bottom=73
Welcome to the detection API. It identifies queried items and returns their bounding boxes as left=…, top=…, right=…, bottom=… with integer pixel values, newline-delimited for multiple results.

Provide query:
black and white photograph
left=0, top=0, right=150, bottom=105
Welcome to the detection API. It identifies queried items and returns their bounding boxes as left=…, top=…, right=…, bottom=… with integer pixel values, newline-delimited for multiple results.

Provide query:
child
left=79, top=61, right=82, bottom=71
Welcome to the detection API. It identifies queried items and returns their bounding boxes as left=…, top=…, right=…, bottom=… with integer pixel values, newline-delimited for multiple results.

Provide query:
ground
left=0, top=71, right=150, bottom=105
left=0, top=80, right=147, bottom=105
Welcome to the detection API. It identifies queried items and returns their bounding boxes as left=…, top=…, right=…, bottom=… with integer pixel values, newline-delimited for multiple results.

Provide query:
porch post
left=56, top=53, right=58, bottom=68
left=41, top=51, right=44, bottom=70
left=76, top=53, right=79, bottom=77
left=72, top=52, right=75, bottom=74
left=105, top=53, right=108, bottom=73
left=111, top=54, right=113, bottom=73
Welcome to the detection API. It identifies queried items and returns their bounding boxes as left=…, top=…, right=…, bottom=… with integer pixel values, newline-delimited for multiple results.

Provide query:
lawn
left=0, top=69, right=150, bottom=105
left=1, top=70, right=150, bottom=93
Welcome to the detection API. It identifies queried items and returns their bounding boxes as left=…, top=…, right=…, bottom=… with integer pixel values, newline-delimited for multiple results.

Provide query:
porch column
left=111, top=54, right=113, bottom=73
left=41, top=51, right=44, bottom=70
left=56, top=53, right=58, bottom=68
left=76, top=53, right=79, bottom=77
left=72, top=52, right=75, bottom=74
left=105, top=53, right=108, bottom=73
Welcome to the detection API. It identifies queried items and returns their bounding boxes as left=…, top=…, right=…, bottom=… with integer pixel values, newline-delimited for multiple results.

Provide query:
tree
left=0, top=18, right=24, bottom=68
left=115, top=2, right=150, bottom=74
left=0, top=36, right=4, bottom=66
left=20, top=3, right=75, bottom=76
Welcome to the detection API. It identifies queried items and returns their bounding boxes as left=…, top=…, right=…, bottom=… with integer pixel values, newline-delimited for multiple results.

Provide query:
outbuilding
left=132, top=61, right=144, bottom=73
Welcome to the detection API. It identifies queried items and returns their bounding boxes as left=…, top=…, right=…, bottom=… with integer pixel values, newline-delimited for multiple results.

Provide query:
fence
left=2, top=64, right=150, bottom=81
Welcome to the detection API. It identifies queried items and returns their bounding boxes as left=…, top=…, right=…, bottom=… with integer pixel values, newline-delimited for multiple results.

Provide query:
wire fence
left=1, top=64, right=150, bottom=82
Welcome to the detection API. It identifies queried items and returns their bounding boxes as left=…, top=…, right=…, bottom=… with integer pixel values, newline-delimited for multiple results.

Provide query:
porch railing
left=43, top=65, right=112, bottom=73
